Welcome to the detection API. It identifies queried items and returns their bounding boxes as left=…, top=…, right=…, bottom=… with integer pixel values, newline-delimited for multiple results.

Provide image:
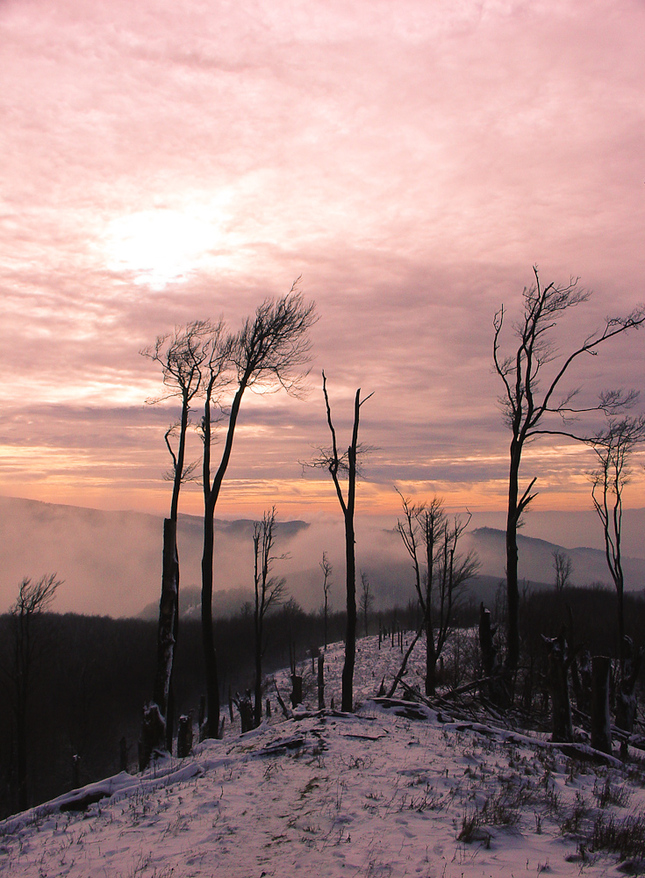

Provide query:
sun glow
left=103, top=208, right=224, bottom=289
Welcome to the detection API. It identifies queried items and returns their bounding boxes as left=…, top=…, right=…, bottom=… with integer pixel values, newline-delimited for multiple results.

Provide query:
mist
left=0, top=496, right=412, bottom=617
left=1, top=495, right=644, bottom=618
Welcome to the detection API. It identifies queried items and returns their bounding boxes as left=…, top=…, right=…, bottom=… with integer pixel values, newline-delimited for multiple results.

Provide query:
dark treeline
left=520, top=585, right=645, bottom=660
left=0, top=613, right=154, bottom=818
left=514, top=585, right=645, bottom=724
left=0, top=602, right=415, bottom=818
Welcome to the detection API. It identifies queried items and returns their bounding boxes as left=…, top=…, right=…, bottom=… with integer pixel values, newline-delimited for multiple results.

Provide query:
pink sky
left=1, top=0, right=644, bottom=521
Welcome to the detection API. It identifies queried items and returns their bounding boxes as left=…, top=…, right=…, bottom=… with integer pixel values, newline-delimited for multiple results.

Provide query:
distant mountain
left=0, top=495, right=309, bottom=618
left=1, top=495, right=643, bottom=618
left=138, top=585, right=253, bottom=621
left=463, top=527, right=645, bottom=593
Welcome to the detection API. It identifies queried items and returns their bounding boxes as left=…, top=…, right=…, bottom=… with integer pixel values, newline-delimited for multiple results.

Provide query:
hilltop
left=3, top=634, right=645, bottom=877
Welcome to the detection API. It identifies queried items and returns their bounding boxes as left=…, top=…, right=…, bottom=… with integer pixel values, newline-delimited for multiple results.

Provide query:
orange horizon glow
left=3, top=468, right=644, bottom=522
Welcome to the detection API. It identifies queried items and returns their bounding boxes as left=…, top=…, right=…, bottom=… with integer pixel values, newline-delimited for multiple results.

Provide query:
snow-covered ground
left=2, top=634, right=645, bottom=877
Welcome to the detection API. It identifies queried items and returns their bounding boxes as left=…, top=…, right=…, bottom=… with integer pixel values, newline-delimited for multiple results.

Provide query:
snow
left=2, top=635, right=645, bottom=877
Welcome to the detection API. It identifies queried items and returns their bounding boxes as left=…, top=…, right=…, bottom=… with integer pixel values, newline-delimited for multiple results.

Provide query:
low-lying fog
left=1, top=495, right=644, bottom=618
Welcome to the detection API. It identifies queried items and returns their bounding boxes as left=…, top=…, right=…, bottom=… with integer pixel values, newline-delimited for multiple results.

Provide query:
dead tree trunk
left=591, top=655, right=612, bottom=754
left=151, top=518, right=178, bottom=746
left=543, top=632, right=573, bottom=743
left=233, top=692, right=254, bottom=733
left=318, top=652, right=325, bottom=710
left=139, top=703, right=165, bottom=770
left=290, top=675, right=303, bottom=708
left=316, top=374, right=372, bottom=713
left=479, top=604, right=497, bottom=677
left=478, top=604, right=509, bottom=707
left=177, top=715, right=193, bottom=758
left=572, top=647, right=592, bottom=715
left=387, top=627, right=423, bottom=698
left=616, top=636, right=643, bottom=745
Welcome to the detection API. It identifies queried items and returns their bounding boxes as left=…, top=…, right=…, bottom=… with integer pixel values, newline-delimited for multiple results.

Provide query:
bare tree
left=396, top=490, right=479, bottom=695
left=6, top=575, right=61, bottom=811
left=312, top=371, right=373, bottom=712
left=252, top=507, right=287, bottom=727
left=359, top=572, right=373, bottom=637
left=320, top=551, right=332, bottom=649
left=433, top=514, right=480, bottom=672
left=552, top=549, right=573, bottom=594
left=200, top=289, right=316, bottom=738
left=140, top=320, right=221, bottom=759
left=493, top=267, right=644, bottom=677
left=589, top=415, right=645, bottom=665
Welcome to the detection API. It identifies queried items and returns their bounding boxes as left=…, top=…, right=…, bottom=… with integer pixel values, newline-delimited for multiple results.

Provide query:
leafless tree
left=396, top=490, right=479, bottom=695
left=140, top=320, right=223, bottom=758
left=320, top=551, right=332, bottom=650
left=552, top=549, right=573, bottom=593
left=5, top=575, right=61, bottom=811
left=359, top=572, right=373, bottom=637
left=252, top=507, right=287, bottom=727
left=589, top=415, right=645, bottom=665
left=200, top=289, right=316, bottom=738
left=493, top=267, right=644, bottom=678
left=311, top=371, right=373, bottom=711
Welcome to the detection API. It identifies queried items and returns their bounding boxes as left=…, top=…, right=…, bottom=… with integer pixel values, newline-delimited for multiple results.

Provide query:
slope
left=2, top=635, right=645, bottom=878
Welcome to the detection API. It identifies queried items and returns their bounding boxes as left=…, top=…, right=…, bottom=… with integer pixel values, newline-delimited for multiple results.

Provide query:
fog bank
left=1, top=496, right=644, bottom=618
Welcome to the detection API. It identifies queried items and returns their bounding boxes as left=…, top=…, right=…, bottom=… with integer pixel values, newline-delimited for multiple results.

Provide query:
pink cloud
left=1, top=0, right=644, bottom=520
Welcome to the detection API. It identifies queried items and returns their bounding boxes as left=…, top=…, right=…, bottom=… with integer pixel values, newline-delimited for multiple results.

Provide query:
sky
left=1, top=0, right=645, bottom=527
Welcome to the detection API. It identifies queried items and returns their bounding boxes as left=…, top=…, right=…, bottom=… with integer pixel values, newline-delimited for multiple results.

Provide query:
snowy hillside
left=2, top=635, right=645, bottom=877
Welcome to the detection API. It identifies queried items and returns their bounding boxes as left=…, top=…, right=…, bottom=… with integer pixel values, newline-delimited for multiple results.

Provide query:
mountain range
left=1, top=495, right=643, bottom=618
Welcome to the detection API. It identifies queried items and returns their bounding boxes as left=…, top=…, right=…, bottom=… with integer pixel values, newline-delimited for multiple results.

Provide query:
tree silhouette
left=312, top=371, right=372, bottom=712
left=589, top=415, right=645, bottom=665
left=493, top=267, right=644, bottom=683
left=200, top=289, right=315, bottom=738
left=396, top=490, right=479, bottom=695
left=552, top=549, right=573, bottom=593
left=6, top=575, right=61, bottom=811
left=140, top=320, right=224, bottom=759
left=320, top=551, right=332, bottom=650
left=252, top=507, right=287, bottom=727
left=359, top=572, right=373, bottom=637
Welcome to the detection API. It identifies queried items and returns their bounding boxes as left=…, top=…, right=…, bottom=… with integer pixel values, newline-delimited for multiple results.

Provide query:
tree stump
left=198, top=695, right=207, bottom=743
left=139, top=702, right=165, bottom=770
left=234, top=692, right=254, bottom=733
left=177, top=715, right=193, bottom=758
left=290, top=674, right=303, bottom=708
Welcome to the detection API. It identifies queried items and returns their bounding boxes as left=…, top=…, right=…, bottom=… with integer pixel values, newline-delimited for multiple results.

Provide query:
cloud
left=1, top=0, right=644, bottom=519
